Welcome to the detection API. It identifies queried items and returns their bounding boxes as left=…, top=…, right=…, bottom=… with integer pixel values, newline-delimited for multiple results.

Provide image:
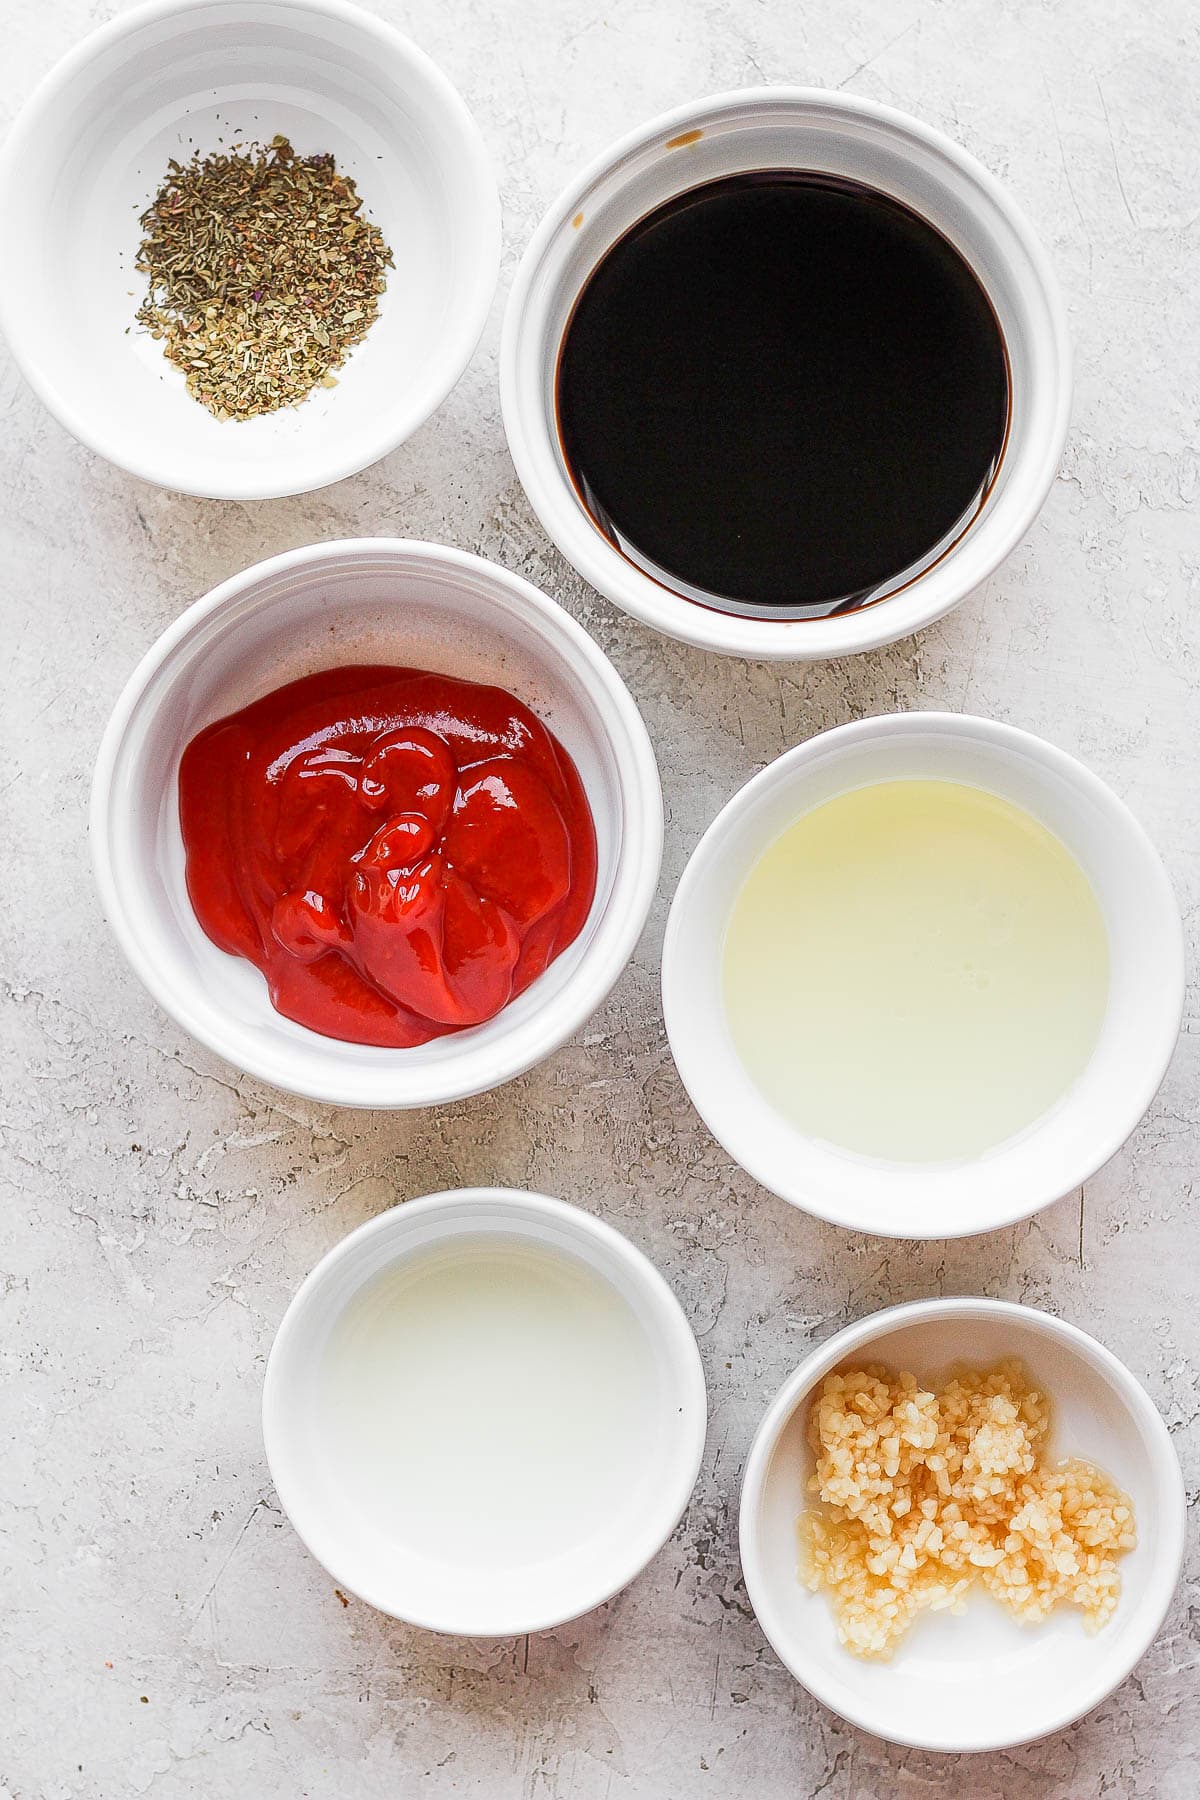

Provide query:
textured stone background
left=2, top=0, right=1198, bottom=1795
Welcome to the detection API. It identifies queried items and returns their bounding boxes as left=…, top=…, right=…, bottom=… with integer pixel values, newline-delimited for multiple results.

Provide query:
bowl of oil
left=263, top=1187, right=707, bottom=1634
left=661, top=712, right=1183, bottom=1237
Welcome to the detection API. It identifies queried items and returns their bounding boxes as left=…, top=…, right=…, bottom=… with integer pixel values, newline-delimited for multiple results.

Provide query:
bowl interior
left=504, top=91, right=1066, bottom=656
left=663, top=716, right=1182, bottom=1236
left=743, top=1305, right=1183, bottom=1751
left=1, top=0, right=498, bottom=496
left=265, top=1191, right=706, bottom=1634
left=95, top=543, right=656, bottom=1106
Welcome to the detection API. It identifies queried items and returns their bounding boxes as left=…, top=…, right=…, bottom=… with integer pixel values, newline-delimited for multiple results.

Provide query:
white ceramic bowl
left=263, top=1187, right=707, bottom=1634
left=0, top=0, right=500, bottom=498
left=501, top=87, right=1069, bottom=659
left=739, top=1297, right=1185, bottom=1752
left=90, top=539, right=662, bottom=1106
left=662, top=713, right=1183, bottom=1237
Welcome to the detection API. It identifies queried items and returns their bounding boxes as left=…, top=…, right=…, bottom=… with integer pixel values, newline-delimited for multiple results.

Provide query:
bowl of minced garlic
left=738, top=1299, right=1186, bottom=1752
left=797, top=1359, right=1136, bottom=1660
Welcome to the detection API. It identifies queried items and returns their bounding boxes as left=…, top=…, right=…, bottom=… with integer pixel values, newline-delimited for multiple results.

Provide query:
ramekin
left=662, top=712, right=1183, bottom=1236
left=0, top=0, right=500, bottom=498
left=501, top=88, right=1070, bottom=658
left=739, top=1297, right=1185, bottom=1750
left=90, top=539, right=663, bottom=1107
left=264, top=1187, right=708, bottom=1634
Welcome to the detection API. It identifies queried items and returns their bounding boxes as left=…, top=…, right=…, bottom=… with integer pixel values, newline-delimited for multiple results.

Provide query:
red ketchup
left=178, top=665, right=598, bottom=1047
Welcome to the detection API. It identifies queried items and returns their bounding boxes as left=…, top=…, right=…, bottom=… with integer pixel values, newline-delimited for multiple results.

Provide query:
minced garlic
left=798, top=1360, right=1136, bottom=1660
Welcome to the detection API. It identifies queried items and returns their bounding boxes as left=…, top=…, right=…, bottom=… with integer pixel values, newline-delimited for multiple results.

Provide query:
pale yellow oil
left=722, top=780, right=1109, bottom=1162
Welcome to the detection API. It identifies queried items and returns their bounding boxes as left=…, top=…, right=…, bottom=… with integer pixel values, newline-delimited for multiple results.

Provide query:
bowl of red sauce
left=91, top=539, right=662, bottom=1107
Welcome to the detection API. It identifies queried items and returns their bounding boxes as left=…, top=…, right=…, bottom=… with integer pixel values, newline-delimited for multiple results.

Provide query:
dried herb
left=134, top=135, right=393, bottom=421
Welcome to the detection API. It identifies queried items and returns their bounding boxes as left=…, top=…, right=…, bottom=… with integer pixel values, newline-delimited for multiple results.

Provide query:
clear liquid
left=316, top=1235, right=660, bottom=1569
left=722, top=780, right=1110, bottom=1162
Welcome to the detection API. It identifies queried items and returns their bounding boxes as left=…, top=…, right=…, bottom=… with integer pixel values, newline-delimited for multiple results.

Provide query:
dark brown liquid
left=556, top=173, right=1010, bottom=619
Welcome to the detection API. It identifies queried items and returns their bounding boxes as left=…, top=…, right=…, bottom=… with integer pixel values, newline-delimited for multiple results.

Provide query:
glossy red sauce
left=178, top=665, right=598, bottom=1047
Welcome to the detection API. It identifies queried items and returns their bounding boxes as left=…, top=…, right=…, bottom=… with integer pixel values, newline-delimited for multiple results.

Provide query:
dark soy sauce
left=556, top=173, right=1010, bottom=619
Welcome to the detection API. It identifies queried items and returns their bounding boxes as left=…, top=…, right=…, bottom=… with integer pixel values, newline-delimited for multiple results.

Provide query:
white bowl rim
left=0, top=0, right=501, bottom=499
left=89, top=537, right=664, bottom=1107
left=661, top=710, right=1185, bottom=1237
left=500, top=84, right=1072, bottom=659
left=738, top=1295, right=1187, bottom=1753
left=262, top=1185, right=709, bottom=1635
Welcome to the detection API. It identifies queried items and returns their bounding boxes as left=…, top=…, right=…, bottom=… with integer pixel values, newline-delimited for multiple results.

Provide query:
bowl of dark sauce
left=501, top=90, right=1070, bottom=659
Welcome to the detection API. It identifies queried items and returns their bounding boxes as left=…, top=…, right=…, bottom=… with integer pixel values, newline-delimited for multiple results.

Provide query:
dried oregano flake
left=134, top=135, right=393, bottom=421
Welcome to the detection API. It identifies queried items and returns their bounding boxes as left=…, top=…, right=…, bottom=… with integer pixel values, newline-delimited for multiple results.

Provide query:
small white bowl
left=263, top=1187, right=708, bottom=1635
left=662, top=713, right=1183, bottom=1238
left=501, top=87, right=1069, bottom=659
left=739, top=1298, right=1185, bottom=1752
left=0, top=0, right=500, bottom=499
left=90, top=539, right=662, bottom=1107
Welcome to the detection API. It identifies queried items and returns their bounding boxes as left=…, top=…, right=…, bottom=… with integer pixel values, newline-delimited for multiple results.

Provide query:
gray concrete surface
left=2, top=0, right=1198, bottom=1794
